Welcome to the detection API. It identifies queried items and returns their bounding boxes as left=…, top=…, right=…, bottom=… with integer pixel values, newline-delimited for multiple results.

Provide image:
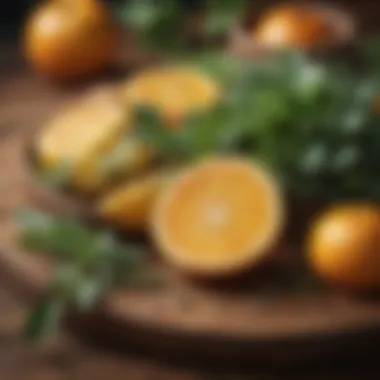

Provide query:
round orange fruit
left=25, top=0, right=119, bottom=81
left=255, top=4, right=331, bottom=50
left=308, top=204, right=380, bottom=292
left=123, top=66, right=220, bottom=129
left=151, top=157, right=284, bottom=277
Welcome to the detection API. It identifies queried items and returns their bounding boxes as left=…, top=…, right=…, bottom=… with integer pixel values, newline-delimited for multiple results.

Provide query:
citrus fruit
left=151, top=157, right=284, bottom=277
left=308, top=204, right=380, bottom=291
left=25, top=0, right=119, bottom=81
left=122, top=66, right=220, bottom=129
left=36, top=87, right=152, bottom=194
left=98, top=171, right=174, bottom=231
left=255, top=4, right=331, bottom=50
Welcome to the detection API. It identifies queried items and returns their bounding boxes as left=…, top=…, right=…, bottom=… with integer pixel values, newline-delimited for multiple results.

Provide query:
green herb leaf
left=18, top=210, right=150, bottom=341
left=116, top=0, right=188, bottom=54
left=25, top=294, right=66, bottom=342
left=38, top=161, right=75, bottom=188
left=202, top=0, right=249, bottom=38
left=119, top=0, right=161, bottom=30
left=134, top=105, right=185, bottom=159
left=74, top=277, right=106, bottom=312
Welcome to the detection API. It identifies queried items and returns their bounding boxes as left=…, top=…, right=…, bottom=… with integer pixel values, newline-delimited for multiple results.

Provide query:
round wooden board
left=3, top=119, right=380, bottom=364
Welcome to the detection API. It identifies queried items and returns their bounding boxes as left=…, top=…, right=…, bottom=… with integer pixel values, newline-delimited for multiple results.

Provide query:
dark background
left=1, top=1, right=34, bottom=38
left=0, top=0, right=204, bottom=38
left=0, top=0, right=201, bottom=40
left=1, top=0, right=116, bottom=38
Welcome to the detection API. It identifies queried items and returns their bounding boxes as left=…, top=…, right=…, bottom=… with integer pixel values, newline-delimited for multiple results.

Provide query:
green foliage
left=115, top=0, right=188, bottom=54
left=16, top=210, right=148, bottom=342
left=202, top=0, right=250, bottom=39
left=114, top=0, right=250, bottom=55
left=134, top=46, right=380, bottom=202
left=25, top=295, right=65, bottom=342
left=37, top=161, right=75, bottom=189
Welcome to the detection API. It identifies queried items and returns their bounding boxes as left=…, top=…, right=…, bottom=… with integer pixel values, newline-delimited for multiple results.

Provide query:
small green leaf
left=202, top=0, right=249, bottom=37
left=189, top=52, right=245, bottom=86
left=332, top=146, right=360, bottom=172
left=134, top=105, right=184, bottom=158
left=17, top=210, right=148, bottom=341
left=100, top=137, right=147, bottom=180
left=360, top=37, right=380, bottom=73
left=52, top=265, right=82, bottom=296
left=300, top=144, right=328, bottom=175
left=15, top=209, right=52, bottom=230
left=39, top=161, right=75, bottom=188
left=119, top=0, right=161, bottom=30
left=25, top=295, right=65, bottom=342
left=74, top=277, right=106, bottom=312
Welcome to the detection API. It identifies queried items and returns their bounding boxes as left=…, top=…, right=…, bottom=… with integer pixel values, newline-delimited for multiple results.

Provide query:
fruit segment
left=151, top=157, right=284, bottom=277
left=36, top=88, right=132, bottom=193
left=99, top=171, right=174, bottom=231
left=122, top=66, right=221, bottom=128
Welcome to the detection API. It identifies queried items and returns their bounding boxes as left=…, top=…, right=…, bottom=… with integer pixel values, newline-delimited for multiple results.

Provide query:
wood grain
left=2, top=51, right=380, bottom=366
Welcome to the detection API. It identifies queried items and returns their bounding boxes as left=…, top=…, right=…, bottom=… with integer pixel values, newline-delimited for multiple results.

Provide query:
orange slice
left=98, top=171, right=174, bottom=231
left=122, top=66, right=220, bottom=129
left=38, top=87, right=127, bottom=168
left=36, top=87, right=153, bottom=194
left=36, top=87, right=129, bottom=192
left=151, top=157, right=284, bottom=277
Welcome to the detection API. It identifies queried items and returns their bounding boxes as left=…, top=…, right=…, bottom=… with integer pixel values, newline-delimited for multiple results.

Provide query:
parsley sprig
left=135, top=44, right=380, bottom=202
left=16, top=210, right=148, bottom=342
left=114, top=0, right=251, bottom=55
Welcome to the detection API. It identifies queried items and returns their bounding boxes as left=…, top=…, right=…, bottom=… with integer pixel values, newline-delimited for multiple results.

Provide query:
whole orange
left=255, top=4, right=331, bottom=50
left=24, top=0, right=119, bottom=81
left=308, top=204, right=380, bottom=292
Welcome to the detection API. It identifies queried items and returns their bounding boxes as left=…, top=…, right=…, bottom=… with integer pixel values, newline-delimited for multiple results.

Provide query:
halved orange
left=122, top=66, right=221, bottom=129
left=151, top=157, right=284, bottom=277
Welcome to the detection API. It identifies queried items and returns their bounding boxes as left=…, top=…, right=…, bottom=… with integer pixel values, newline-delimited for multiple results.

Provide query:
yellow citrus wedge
left=151, top=157, right=284, bottom=277
left=122, top=66, right=221, bottom=129
left=36, top=87, right=153, bottom=194
left=98, top=171, right=174, bottom=231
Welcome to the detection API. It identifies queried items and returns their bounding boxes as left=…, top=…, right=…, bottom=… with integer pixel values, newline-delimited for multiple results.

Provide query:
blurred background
left=2, top=1, right=380, bottom=380
left=2, top=1, right=33, bottom=38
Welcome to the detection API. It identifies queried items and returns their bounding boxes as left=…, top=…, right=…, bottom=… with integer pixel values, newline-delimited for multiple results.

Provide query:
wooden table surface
left=2, top=4, right=380, bottom=376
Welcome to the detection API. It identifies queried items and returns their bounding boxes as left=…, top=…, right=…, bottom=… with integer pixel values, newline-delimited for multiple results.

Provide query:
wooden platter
left=1, top=116, right=380, bottom=364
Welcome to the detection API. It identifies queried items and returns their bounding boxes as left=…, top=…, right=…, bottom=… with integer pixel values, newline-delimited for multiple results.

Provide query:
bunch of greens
left=135, top=46, right=380, bottom=202
left=114, top=0, right=250, bottom=55
left=17, top=210, right=148, bottom=342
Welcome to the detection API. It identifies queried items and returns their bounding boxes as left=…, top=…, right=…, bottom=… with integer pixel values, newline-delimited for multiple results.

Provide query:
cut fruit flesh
left=35, top=87, right=153, bottom=193
left=37, top=87, right=127, bottom=168
left=123, top=66, right=221, bottom=128
left=98, top=171, right=174, bottom=231
left=151, top=157, right=284, bottom=277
